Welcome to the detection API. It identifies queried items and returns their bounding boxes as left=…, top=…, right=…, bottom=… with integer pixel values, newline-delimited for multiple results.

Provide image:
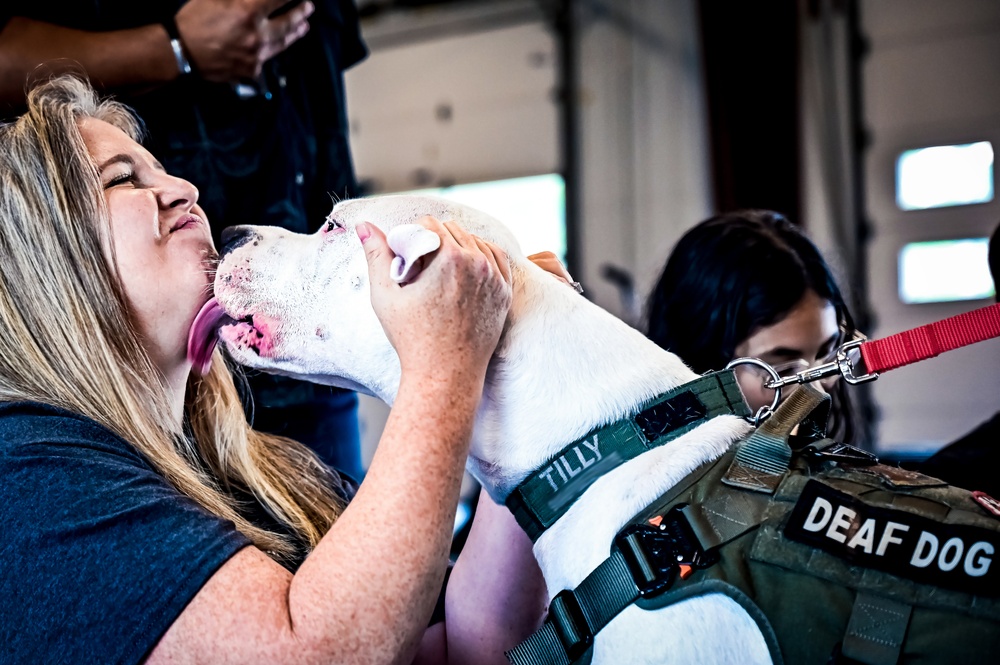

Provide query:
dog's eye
left=325, top=218, right=343, bottom=232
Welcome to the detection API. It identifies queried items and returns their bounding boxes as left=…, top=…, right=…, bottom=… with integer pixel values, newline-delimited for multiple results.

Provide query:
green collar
left=505, top=370, right=750, bottom=542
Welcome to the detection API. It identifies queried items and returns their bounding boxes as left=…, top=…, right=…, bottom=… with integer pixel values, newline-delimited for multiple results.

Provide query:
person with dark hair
left=645, top=209, right=868, bottom=444
left=911, top=220, right=1000, bottom=496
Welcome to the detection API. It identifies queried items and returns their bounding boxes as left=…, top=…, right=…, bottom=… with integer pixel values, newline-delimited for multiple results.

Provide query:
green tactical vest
left=507, top=386, right=1000, bottom=665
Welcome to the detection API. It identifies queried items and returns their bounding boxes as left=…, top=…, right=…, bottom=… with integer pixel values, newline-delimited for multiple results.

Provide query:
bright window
left=393, top=173, right=567, bottom=262
left=896, top=141, right=994, bottom=211
left=898, top=238, right=995, bottom=304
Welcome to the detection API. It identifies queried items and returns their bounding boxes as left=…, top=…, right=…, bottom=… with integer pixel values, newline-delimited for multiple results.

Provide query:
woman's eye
left=104, top=172, right=134, bottom=189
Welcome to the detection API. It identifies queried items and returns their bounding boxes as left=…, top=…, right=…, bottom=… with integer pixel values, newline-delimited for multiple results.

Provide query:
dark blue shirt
left=0, top=402, right=254, bottom=664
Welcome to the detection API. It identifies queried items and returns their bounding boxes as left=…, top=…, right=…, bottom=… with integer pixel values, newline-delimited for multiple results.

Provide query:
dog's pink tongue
left=187, top=298, right=227, bottom=376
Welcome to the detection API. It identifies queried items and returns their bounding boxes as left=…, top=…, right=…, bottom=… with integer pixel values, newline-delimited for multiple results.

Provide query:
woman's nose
left=158, top=173, right=199, bottom=210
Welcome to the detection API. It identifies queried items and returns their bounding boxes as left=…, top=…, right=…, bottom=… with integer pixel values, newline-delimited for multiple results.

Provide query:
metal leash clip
left=723, top=357, right=782, bottom=426
left=764, top=338, right=879, bottom=391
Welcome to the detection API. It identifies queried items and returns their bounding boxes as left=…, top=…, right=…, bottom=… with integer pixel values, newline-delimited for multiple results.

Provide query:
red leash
left=764, top=303, right=1000, bottom=390
left=859, top=303, right=1000, bottom=374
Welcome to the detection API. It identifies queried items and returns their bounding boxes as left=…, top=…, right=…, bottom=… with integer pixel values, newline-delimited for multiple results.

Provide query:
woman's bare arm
left=149, top=373, right=484, bottom=664
left=0, top=0, right=314, bottom=105
left=0, top=18, right=179, bottom=104
left=147, top=219, right=513, bottom=664
left=423, top=490, right=548, bottom=664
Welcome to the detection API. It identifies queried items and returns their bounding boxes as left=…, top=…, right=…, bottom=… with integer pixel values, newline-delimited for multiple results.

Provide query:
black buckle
left=615, top=507, right=717, bottom=598
left=800, top=442, right=879, bottom=468
left=550, top=589, right=592, bottom=661
left=616, top=525, right=678, bottom=597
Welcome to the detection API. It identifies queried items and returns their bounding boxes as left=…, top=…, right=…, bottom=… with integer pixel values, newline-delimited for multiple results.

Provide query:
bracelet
left=162, top=16, right=192, bottom=76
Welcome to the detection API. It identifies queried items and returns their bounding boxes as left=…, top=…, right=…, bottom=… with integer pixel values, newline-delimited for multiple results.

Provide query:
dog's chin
left=221, top=340, right=378, bottom=395
left=220, top=341, right=303, bottom=378
left=217, top=339, right=275, bottom=372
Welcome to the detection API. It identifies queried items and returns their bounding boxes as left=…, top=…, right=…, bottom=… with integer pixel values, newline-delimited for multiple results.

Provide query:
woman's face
left=79, top=118, right=216, bottom=384
left=732, top=289, right=841, bottom=411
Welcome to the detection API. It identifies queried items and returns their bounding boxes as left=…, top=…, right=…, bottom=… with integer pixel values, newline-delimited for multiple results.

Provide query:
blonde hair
left=0, top=75, right=343, bottom=559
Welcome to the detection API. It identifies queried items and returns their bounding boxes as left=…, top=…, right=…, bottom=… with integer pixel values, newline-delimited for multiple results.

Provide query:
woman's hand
left=358, top=216, right=513, bottom=383
left=528, top=251, right=571, bottom=283
left=528, top=251, right=582, bottom=293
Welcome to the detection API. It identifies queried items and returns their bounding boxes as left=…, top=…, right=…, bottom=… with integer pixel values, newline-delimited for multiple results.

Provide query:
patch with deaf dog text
left=784, top=480, right=999, bottom=596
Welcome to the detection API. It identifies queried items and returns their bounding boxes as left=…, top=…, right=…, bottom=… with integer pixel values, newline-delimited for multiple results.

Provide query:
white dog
left=211, top=195, right=773, bottom=664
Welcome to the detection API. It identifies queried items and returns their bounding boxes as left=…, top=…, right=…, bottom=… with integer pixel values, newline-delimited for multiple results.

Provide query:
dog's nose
left=220, top=226, right=258, bottom=257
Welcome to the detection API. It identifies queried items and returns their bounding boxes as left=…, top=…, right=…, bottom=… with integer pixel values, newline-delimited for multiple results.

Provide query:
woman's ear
left=386, top=224, right=442, bottom=284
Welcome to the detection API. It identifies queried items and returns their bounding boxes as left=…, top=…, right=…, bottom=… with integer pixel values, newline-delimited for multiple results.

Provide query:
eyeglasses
left=771, top=325, right=864, bottom=380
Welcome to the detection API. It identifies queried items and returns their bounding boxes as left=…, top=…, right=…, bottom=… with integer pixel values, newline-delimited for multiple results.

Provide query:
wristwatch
left=162, top=16, right=193, bottom=76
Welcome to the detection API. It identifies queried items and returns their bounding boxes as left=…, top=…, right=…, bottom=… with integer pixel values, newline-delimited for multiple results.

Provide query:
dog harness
left=505, top=370, right=751, bottom=543
left=506, top=385, right=1000, bottom=665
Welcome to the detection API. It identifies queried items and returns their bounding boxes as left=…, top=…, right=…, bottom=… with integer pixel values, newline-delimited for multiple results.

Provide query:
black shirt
left=911, top=411, right=1000, bottom=497
left=0, top=0, right=368, bottom=244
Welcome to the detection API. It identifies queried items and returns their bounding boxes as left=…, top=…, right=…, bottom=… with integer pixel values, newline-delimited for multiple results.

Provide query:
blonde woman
left=0, top=75, right=546, bottom=664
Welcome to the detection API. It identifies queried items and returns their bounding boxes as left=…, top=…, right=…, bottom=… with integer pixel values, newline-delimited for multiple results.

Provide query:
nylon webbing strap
left=680, top=488, right=771, bottom=551
left=506, top=371, right=749, bottom=541
left=505, top=621, right=570, bottom=665
left=506, top=551, right=638, bottom=665
left=506, top=456, right=771, bottom=665
left=841, top=592, right=913, bottom=665
left=860, top=302, right=1000, bottom=374
left=723, top=385, right=829, bottom=494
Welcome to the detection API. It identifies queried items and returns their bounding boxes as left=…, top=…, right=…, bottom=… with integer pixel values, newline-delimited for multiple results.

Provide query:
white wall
left=860, top=0, right=1000, bottom=455
left=344, top=0, right=712, bottom=468
left=573, top=0, right=712, bottom=323
left=345, top=4, right=560, bottom=193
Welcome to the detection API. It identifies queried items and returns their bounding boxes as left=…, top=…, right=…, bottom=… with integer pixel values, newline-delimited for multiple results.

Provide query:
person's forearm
left=0, top=17, right=178, bottom=106
left=443, top=490, right=548, bottom=664
left=288, top=369, right=484, bottom=664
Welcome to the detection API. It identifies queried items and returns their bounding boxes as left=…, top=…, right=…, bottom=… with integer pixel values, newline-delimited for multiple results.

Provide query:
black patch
left=635, top=392, right=707, bottom=443
left=785, top=480, right=1000, bottom=596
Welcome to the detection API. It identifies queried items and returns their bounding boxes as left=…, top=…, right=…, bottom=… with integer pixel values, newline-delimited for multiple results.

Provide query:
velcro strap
left=680, top=490, right=770, bottom=551
left=723, top=385, right=829, bottom=494
left=841, top=592, right=913, bottom=665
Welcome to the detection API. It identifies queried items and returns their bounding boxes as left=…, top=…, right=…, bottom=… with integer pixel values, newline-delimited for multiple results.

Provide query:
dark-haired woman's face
left=732, top=289, right=841, bottom=410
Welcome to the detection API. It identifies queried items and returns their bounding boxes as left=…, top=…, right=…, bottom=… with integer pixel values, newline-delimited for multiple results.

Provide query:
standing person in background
left=0, top=0, right=368, bottom=478
left=910, top=220, right=1000, bottom=496
left=645, top=209, right=871, bottom=445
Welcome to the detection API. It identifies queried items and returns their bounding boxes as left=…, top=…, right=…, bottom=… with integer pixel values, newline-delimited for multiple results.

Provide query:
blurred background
left=345, top=0, right=999, bottom=494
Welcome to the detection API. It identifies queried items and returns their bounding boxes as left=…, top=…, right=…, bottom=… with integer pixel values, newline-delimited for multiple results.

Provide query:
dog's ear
left=386, top=224, right=442, bottom=283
